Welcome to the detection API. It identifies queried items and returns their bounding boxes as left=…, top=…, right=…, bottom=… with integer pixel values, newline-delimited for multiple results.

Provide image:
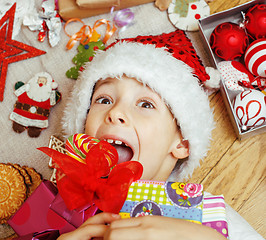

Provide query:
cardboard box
left=8, top=181, right=76, bottom=236
left=198, top=0, right=266, bottom=139
left=58, top=0, right=155, bottom=21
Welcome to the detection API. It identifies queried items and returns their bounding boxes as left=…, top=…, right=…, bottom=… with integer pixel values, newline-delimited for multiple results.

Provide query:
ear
left=171, top=139, right=189, bottom=159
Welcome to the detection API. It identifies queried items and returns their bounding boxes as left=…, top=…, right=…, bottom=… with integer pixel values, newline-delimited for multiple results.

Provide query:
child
left=59, top=32, right=263, bottom=239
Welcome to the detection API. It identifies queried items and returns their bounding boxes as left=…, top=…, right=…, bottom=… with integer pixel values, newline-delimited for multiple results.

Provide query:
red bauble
left=245, top=4, right=266, bottom=40
left=210, top=22, right=249, bottom=60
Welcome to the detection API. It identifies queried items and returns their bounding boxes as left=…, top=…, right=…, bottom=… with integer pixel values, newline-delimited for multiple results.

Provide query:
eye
left=96, top=96, right=112, bottom=105
left=137, top=100, right=155, bottom=109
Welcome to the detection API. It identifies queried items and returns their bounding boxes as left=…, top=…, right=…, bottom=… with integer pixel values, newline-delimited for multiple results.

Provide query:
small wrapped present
left=50, top=193, right=98, bottom=228
left=202, top=193, right=229, bottom=238
left=119, top=180, right=204, bottom=224
left=58, top=0, right=154, bottom=21
left=8, top=180, right=76, bottom=236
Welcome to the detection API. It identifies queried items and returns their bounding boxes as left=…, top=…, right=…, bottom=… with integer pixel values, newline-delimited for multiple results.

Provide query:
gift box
left=119, top=180, right=229, bottom=238
left=119, top=180, right=204, bottom=224
left=50, top=193, right=98, bottom=228
left=8, top=180, right=76, bottom=236
left=202, top=193, right=229, bottom=239
left=198, top=0, right=266, bottom=139
left=58, top=0, right=155, bottom=21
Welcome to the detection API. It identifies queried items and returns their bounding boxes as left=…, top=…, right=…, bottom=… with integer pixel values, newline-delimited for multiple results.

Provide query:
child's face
left=85, top=76, right=185, bottom=181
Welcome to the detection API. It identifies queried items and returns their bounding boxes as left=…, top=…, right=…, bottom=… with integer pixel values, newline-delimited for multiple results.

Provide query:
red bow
left=39, top=140, right=143, bottom=214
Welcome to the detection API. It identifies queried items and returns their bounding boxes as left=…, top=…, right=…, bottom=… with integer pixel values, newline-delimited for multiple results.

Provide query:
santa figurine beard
left=10, top=72, right=61, bottom=138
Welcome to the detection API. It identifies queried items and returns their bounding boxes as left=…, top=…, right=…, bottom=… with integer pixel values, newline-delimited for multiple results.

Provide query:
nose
left=105, top=104, right=128, bottom=125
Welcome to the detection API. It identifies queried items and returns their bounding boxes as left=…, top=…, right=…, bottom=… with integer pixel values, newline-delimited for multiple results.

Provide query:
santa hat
left=62, top=30, right=217, bottom=181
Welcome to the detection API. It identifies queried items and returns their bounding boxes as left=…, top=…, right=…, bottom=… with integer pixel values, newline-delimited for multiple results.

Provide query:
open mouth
left=104, top=139, right=134, bottom=164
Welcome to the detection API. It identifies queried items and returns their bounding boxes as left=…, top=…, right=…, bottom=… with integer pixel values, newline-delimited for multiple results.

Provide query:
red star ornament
left=0, top=3, right=46, bottom=102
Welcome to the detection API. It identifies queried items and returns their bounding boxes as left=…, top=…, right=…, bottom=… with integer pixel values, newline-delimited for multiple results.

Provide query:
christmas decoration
left=0, top=3, right=46, bottom=102
left=23, top=0, right=62, bottom=47
left=10, top=72, right=61, bottom=138
left=218, top=61, right=255, bottom=92
left=66, top=40, right=105, bottom=80
left=209, top=22, right=249, bottom=61
left=233, top=89, right=266, bottom=130
left=244, top=38, right=266, bottom=78
left=168, top=0, right=210, bottom=31
left=245, top=4, right=266, bottom=40
left=0, top=0, right=34, bottom=38
left=39, top=134, right=143, bottom=214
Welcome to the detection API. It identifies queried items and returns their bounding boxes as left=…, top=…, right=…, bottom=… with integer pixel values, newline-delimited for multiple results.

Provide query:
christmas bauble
left=233, top=89, right=266, bottom=130
left=210, top=22, right=249, bottom=60
left=245, top=4, right=266, bottom=39
left=244, top=38, right=266, bottom=77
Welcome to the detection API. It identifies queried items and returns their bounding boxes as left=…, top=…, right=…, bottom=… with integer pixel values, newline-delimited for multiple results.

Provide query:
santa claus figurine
left=10, top=72, right=61, bottom=137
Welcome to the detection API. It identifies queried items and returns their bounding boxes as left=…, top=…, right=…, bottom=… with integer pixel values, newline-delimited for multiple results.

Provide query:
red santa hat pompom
left=62, top=30, right=216, bottom=181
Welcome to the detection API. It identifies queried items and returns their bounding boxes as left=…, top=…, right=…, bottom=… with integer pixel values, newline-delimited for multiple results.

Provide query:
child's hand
left=104, top=215, right=227, bottom=240
left=57, top=212, right=120, bottom=240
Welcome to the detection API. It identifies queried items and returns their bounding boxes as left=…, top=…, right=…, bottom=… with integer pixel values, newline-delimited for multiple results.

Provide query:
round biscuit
left=12, top=164, right=32, bottom=186
left=0, top=163, right=27, bottom=221
left=22, top=166, right=42, bottom=196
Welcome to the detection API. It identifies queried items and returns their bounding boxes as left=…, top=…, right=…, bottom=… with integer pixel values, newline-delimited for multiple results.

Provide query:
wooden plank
left=209, top=0, right=250, bottom=14
left=200, top=131, right=266, bottom=208
left=200, top=132, right=266, bottom=236
left=188, top=91, right=236, bottom=183
left=237, top=178, right=266, bottom=237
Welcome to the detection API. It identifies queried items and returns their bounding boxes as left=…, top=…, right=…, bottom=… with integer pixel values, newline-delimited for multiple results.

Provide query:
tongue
left=114, top=145, right=133, bottom=164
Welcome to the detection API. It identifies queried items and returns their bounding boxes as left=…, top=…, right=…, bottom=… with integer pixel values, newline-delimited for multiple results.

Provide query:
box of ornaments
left=198, top=0, right=266, bottom=139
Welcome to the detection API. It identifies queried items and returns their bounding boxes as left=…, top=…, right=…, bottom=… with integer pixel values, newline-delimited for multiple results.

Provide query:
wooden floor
left=187, top=2, right=266, bottom=237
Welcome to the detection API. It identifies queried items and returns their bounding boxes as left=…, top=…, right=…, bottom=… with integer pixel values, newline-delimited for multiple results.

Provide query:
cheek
left=84, top=114, right=97, bottom=135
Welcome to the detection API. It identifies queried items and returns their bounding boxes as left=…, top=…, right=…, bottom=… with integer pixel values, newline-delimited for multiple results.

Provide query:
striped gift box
left=202, top=193, right=229, bottom=238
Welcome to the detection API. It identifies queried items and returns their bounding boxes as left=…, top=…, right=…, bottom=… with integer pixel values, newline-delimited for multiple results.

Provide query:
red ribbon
left=39, top=140, right=143, bottom=214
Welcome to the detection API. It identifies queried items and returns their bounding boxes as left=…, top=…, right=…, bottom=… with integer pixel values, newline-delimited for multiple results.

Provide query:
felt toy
left=66, top=41, right=105, bottom=80
left=244, top=38, right=266, bottom=78
left=217, top=61, right=256, bottom=92
left=0, top=3, right=46, bottom=102
left=168, top=0, right=210, bottom=31
left=10, top=72, right=61, bottom=138
left=39, top=134, right=143, bottom=214
left=209, top=22, right=249, bottom=61
left=233, top=89, right=266, bottom=130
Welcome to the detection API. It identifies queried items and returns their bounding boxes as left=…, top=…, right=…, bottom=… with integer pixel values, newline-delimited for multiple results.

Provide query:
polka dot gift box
left=8, top=181, right=76, bottom=236
left=119, top=180, right=229, bottom=238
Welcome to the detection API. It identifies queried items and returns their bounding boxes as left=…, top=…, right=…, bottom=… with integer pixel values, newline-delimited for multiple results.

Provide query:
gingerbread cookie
left=22, top=166, right=42, bottom=196
left=0, top=163, right=27, bottom=223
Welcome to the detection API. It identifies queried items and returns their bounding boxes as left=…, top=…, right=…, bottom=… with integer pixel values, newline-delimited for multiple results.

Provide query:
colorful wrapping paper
left=202, top=193, right=229, bottom=238
left=119, top=180, right=204, bottom=224
left=119, top=180, right=229, bottom=238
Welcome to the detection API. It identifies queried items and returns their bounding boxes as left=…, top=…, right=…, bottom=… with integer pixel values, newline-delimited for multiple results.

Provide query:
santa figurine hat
left=62, top=30, right=218, bottom=181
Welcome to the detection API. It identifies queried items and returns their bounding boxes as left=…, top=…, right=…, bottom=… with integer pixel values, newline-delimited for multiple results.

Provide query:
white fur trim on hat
left=62, top=42, right=215, bottom=181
